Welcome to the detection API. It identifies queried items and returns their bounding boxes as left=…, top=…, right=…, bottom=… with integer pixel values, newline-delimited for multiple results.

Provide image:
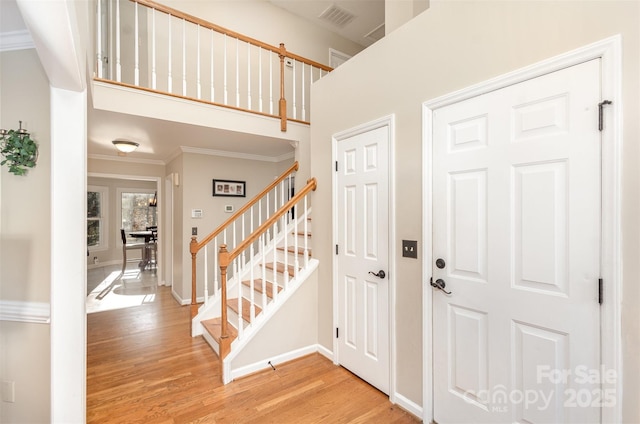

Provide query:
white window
left=118, top=188, right=157, bottom=243
left=87, top=185, right=108, bottom=251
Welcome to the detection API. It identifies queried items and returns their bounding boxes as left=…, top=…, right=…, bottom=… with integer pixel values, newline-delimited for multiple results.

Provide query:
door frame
left=422, top=35, right=622, bottom=423
left=332, top=114, right=397, bottom=401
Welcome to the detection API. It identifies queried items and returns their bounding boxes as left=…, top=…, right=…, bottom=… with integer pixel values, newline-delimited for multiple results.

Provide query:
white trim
left=88, top=153, right=165, bottom=166
left=329, top=48, right=352, bottom=68
left=331, top=114, right=396, bottom=398
left=316, top=343, right=333, bottom=360
left=230, top=344, right=323, bottom=381
left=0, top=300, right=50, bottom=323
left=180, top=146, right=294, bottom=163
left=421, top=35, right=622, bottom=423
left=394, top=392, right=423, bottom=420
left=0, top=30, right=35, bottom=52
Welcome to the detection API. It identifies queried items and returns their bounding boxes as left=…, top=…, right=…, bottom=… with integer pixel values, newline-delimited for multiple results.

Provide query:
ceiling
left=1, top=0, right=384, bottom=164
left=269, top=0, right=385, bottom=48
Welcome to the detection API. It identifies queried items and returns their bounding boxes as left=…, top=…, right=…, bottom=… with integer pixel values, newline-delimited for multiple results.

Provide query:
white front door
left=336, top=123, right=390, bottom=394
left=432, top=60, right=601, bottom=423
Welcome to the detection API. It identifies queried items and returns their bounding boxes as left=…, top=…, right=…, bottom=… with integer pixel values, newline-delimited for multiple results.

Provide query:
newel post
left=278, top=42, right=288, bottom=132
left=190, top=236, right=199, bottom=320
left=219, top=244, right=230, bottom=340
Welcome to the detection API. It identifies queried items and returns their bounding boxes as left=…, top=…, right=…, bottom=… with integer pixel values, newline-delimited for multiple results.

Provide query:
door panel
left=433, top=59, right=601, bottom=423
left=337, top=125, right=390, bottom=394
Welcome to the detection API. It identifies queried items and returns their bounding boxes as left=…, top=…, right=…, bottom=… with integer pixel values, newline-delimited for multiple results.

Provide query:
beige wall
left=310, top=0, right=640, bottom=417
left=0, top=49, right=51, bottom=422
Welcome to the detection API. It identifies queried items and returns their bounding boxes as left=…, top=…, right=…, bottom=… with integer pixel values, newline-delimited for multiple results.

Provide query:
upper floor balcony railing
left=95, top=0, right=333, bottom=131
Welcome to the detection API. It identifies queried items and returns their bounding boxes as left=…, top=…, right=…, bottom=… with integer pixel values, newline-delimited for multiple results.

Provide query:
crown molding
left=180, top=146, right=293, bottom=163
left=88, top=153, right=166, bottom=166
left=0, top=29, right=34, bottom=52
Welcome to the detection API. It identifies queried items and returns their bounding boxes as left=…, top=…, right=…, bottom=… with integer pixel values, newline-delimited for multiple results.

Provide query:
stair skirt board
left=220, top=258, right=319, bottom=384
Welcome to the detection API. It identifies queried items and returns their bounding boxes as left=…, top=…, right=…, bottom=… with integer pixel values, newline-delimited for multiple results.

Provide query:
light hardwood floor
left=87, top=284, right=422, bottom=423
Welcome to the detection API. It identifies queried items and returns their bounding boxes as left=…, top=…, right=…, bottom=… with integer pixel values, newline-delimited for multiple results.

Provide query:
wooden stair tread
left=277, top=246, right=312, bottom=256
left=241, top=279, right=282, bottom=298
left=228, top=297, right=262, bottom=322
left=263, top=261, right=296, bottom=277
left=202, top=317, right=238, bottom=343
left=294, top=231, right=312, bottom=237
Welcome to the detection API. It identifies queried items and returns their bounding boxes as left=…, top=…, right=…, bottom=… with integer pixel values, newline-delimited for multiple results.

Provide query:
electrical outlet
left=192, top=227, right=197, bottom=236
left=402, top=240, right=418, bottom=259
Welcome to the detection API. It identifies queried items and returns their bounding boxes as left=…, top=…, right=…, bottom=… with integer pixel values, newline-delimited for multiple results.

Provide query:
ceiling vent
left=318, top=4, right=356, bottom=28
left=364, top=22, right=385, bottom=43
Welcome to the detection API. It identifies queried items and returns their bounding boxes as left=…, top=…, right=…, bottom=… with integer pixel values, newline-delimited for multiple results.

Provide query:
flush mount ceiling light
left=112, top=139, right=139, bottom=154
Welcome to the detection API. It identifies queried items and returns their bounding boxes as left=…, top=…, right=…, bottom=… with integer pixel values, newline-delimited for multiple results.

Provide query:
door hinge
left=335, top=160, right=338, bottom=172
left=336, top=328, right=339, bottom=338
left=598, top=278, right=603, bottom=304
left=598, top=100, right=612, bottom=131
left=336, top=244, right=339, bottom=255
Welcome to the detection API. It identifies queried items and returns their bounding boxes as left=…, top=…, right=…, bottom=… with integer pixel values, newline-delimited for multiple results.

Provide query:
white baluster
left=115, top=0, right=121, bottom=82
left=196, top=25, right=201, bottom=99
left=235, top=38, right=240, bottom=107
left=304, top=196, right=309, bottom=267
left=294, top=203, right=299, bottom=278
left=182, top=19, right=186, bottom=96
left=249, top=245, right=255, bottom=322
left=151, top=8, right=156, bottom=89
left=134, top=1, right=139, bottom=86
left=283, top=213, right=289, bottom=288
left=269, top=52, right=274, bottom=114
left=210, top=30, right=214, bottom=102
left=204, top=244, right=209, bottom=305
left=235, top=259, right=243, bottom=338
left=247, top=44, right=251, bottom=110
left=260, top=234, right=267, bottom=311
left=240, top=214, right=246, bottom=273
left=96, top=0, right=103, bottom=79
left=214, top=237, right=219, bottom=295
left=223, top=34, right=228, bottom=104
left=167, top=14, right=172, bottom=92
left=258, top=47, right=263, bottom=112
left=301, top=63, right=306, bottom=121
left=272, top=222, right=278, bottom=301
left=292, top=60, right=297, bottom=119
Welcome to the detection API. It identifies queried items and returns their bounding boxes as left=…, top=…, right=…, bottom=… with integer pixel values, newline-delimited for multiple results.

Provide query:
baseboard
left=230, top=344, right=326, bottom=381
left=317, top=344, right=333, bottom=361
left=171, top=289, right=187, bottom=305
left=393, top=392, right=423, bottom=420
left=87, top=260, right=121, bottom=270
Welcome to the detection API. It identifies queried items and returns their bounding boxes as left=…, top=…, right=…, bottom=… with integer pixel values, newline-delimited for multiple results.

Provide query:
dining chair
left=145, top=228, right=158, bottom=271
left=120, top=229, right=146, bottom=273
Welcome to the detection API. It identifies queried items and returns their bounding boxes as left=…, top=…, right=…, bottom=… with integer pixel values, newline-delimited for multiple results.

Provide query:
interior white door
left=337, top=124, right=390, bottom=394
left=432, top=60, right=601, bottom=423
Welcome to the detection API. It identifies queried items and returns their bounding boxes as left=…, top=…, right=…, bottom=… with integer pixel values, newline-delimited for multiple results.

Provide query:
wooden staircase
left=200, top=223, right=311, bottom=361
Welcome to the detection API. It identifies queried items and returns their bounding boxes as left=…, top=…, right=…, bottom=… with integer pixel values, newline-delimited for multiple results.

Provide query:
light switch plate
left=402, top=240, right=418, bottom=259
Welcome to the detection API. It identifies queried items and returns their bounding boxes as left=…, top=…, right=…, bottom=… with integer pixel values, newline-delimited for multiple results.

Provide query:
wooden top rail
left=191, top=161, right=299, bottom=253
left=225, top=177, right=317, bottom=264
left=131, top=0, right=333, bottom=72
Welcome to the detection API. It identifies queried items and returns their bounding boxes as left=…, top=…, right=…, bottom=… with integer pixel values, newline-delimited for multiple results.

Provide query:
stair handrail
left=189, top=161, right=299, bottom=315
left=217, top=177, right=317, bottom=343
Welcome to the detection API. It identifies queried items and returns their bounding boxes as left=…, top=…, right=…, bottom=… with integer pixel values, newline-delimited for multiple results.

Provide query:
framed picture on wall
left=213, top=179, right=246, bottom=197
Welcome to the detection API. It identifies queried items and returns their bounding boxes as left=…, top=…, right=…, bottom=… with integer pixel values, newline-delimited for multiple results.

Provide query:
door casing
left=422, top=35, right=622, bottom=423
left=332, top=114, right=397, bottom=402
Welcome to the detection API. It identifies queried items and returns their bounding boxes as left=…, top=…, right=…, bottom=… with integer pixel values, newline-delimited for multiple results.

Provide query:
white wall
left=310, top=0, right=640, bottom=418
left=0, top=48, right=52, bottom=423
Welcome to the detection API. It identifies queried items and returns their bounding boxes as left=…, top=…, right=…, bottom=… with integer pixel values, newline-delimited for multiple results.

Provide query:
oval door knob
left=368, top=270, right=386, bottom=279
